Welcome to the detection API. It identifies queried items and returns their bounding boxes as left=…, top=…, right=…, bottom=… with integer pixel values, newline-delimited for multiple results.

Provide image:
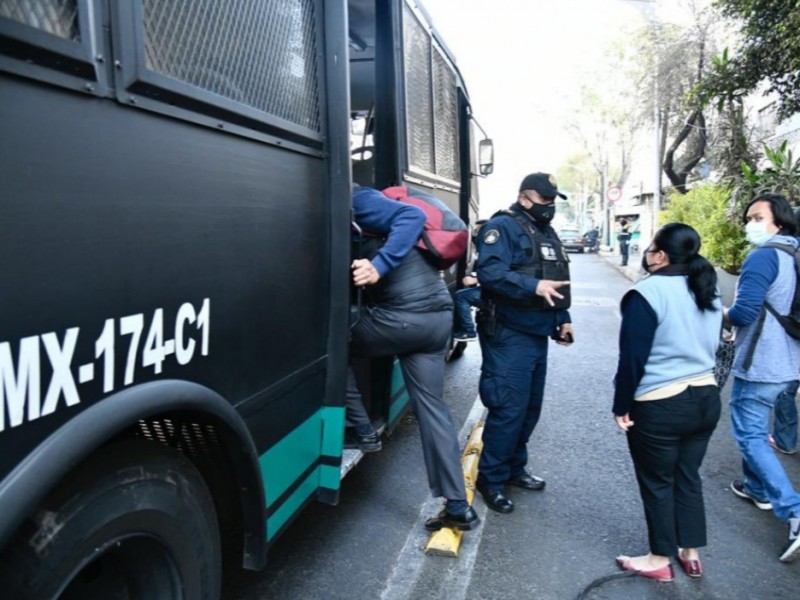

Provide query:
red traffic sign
left=606, top=185, right=622, bottom=204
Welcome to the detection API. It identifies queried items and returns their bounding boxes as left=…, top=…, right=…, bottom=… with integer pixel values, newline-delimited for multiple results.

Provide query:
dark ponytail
left=652, top=223, right=718, bottom=311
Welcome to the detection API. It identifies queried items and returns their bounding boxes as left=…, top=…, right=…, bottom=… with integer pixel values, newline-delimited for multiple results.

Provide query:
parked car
left=559, top=228, right=585, bottom=253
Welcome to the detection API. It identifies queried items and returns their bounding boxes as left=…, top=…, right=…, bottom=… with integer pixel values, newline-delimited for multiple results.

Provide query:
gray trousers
left=346, top=305, right=466, bottom=501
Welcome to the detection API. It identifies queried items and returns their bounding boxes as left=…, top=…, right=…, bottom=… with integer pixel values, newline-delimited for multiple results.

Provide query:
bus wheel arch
left=0, top=438, right=221, bottom=599
left=0, top=381, right=267, bottom=581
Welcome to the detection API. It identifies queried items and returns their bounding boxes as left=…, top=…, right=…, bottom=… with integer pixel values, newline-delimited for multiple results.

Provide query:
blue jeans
left=730, top=378, right=800, bottom=521
left=453, top=286, right=482, bottom=336
left=773, top=379, right=799, bottom=452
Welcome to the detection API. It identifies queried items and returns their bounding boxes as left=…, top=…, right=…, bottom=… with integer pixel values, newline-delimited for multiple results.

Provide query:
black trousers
left=619, top=241, right=629, bottom=265
left=627, top=385, right=721, bottom=556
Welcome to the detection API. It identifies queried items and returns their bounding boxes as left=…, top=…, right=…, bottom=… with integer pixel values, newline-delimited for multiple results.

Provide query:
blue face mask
left=745, top=221, right=775, bottom=246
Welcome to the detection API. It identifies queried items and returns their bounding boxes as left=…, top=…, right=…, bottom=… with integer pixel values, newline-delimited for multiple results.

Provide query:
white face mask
left=745, top=221, right=775, bottom=246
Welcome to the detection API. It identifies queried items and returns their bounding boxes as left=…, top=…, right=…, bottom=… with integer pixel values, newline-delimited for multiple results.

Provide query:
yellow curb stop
left=424, top=420, right=484, bottom=557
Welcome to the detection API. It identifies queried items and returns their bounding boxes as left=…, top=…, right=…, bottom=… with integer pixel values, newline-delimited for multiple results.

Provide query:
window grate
left=403, top=4, right=434, bottom=174
left=432, top=48, right=459, bottom=182
left=142, top=0, right=320, bottom=131
left=0, top=0, right=79, bottom=40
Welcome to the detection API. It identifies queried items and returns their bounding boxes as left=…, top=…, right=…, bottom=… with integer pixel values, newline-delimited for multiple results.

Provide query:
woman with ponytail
left=612, top=223, right=722, bottom=582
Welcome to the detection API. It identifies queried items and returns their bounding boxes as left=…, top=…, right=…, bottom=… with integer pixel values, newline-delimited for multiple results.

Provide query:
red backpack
left=382, top=185, right=469, bottom=269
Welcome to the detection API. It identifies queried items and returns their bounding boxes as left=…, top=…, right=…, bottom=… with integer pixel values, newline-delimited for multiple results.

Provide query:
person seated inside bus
left=345, top=185, right=479, bottom=531
left=452, top=219, right=487, bottom=342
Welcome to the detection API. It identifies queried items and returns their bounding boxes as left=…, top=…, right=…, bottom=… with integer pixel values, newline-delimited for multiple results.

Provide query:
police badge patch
left=483, top=229, right=500, bottom=244
left=540, top=242, right=558, bottom=260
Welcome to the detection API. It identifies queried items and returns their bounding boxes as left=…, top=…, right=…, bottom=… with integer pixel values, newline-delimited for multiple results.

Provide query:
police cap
left=519, top=173, right=567, bottom=200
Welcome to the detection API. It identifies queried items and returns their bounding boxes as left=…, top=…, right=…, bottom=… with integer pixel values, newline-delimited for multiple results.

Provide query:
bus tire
left=0, top=439, right=221, bottom=600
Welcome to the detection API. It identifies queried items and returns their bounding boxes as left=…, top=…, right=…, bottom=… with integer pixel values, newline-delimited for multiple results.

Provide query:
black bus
left=0, top=1, right=492, bottom=597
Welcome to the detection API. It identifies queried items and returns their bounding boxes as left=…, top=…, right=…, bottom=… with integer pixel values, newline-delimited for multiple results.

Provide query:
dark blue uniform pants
left=477, top=323, right=548, bottom=491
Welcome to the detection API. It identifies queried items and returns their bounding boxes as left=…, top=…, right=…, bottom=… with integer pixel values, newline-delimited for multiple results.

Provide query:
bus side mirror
left=478, top=139, right=494, bottom=176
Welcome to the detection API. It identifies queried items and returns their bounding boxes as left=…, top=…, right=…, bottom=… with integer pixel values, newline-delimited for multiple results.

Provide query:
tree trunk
left=663, top=109, right=707, bottom=194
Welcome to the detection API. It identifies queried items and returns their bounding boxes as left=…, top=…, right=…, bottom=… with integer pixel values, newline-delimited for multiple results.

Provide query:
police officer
left=474, top=173, right=574, bottom=513
left=618, top=219, right=632, bottom=266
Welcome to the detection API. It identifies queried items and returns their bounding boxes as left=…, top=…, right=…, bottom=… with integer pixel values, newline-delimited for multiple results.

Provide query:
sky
left=419, top=0, right=683, bottom=216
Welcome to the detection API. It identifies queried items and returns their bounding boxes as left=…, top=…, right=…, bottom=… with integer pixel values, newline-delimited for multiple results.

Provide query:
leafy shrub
left=731, top=141, right=800, bottom=213
left=661, top=183, right=748, bottom=273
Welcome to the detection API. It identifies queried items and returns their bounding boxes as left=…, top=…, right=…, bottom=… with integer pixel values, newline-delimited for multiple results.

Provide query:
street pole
left=652, top=23, right=661, bottom=236
left=580, top=179, right=587, bottom=232
left=624, top=0, right=662, bottom=236
left=602, top=160, right=610, bottom=247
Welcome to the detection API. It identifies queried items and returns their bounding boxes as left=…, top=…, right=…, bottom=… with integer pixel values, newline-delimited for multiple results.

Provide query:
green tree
left=661, top=183, right=748, bottom=272
left=699, top=1, right=800, bottom=119
left=705, top=99, right=759, bottom=181
left=621, top=3, right=723, bottom=195
left=730, top=141, right=800, bottom=212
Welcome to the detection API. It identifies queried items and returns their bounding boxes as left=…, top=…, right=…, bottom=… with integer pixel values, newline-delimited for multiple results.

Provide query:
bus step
left=340, top=448, right=364, bottom=479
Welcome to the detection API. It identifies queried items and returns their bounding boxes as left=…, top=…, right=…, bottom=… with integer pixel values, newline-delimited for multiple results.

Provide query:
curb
left=599, top=251, right=641, bottom=283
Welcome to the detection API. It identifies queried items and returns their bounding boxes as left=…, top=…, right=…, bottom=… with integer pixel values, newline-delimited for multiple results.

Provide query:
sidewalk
left=598, top=248, right=642, bottom=283
left=598, top=248, right=740, bottom=305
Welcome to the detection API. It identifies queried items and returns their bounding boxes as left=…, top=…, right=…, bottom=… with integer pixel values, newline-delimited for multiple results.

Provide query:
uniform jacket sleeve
left=728, top=248, right=779, bottom=327
left=613, top=290, right=657, bottom=416
left=475, top=217, right=540, bottom=301
left=352, top=187, right=426, bottom=277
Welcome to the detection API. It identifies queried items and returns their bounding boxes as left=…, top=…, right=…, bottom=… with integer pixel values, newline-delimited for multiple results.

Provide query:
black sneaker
left=779, top=518, right=800, bottom=562
left=730, top=480, right=772, bottom=511
left=343, top=429, right=382, bottom=453
left=453, top=332, right=478, bottom=342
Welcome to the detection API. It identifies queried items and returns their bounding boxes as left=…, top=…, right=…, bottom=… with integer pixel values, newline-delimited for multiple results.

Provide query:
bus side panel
left=0, top=75, right=331, bottom=479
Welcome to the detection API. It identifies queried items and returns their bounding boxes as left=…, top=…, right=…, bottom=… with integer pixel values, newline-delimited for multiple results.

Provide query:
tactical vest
left=483, top=209, right=571, bottom=310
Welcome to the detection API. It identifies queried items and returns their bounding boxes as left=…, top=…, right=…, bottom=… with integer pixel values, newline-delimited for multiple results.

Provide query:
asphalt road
left=229, top=252, right=800, bottom=600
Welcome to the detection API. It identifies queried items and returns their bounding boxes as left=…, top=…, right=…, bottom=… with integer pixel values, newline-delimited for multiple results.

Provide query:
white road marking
left=381, top=282, right=625, bottom=598
left=571, top=296, right=619, bottom=307
left=379, top=396, right=488, bottom=600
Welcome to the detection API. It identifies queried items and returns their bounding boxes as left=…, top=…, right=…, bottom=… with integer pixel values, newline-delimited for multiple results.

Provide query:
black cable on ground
left=574, top=570, right=639, bottom=600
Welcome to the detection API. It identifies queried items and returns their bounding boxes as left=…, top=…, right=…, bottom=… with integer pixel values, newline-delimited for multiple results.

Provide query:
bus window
left=351, top=113, right=375, bottom=160
left=402, top=4, right=460, bottom=185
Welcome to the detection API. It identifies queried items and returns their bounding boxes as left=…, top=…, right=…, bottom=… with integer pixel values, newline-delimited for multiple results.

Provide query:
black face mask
left=641, top=253, right=652, bottom=273
left=524, top=202, right=555, bottom=224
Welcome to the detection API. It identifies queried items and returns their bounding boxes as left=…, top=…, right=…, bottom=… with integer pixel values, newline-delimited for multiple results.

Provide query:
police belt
left=481, top=289, right=569, bottom=310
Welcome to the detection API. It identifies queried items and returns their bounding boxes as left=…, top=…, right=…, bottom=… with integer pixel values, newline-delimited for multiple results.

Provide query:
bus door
left=345, top=0, right=491, bottom=434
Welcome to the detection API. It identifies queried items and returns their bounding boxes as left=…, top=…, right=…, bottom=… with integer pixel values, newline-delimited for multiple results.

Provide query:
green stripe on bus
left=321, top=405, right=345, bottom=455
left=266, top=471, right=319, bottom=541
left=319, top=464, right=341, bottom=489
left=260, top=412, right=322, bottom=508
left=319, top=406, right=345, bottom=489
left=260, top=406, right=346, bottom=535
